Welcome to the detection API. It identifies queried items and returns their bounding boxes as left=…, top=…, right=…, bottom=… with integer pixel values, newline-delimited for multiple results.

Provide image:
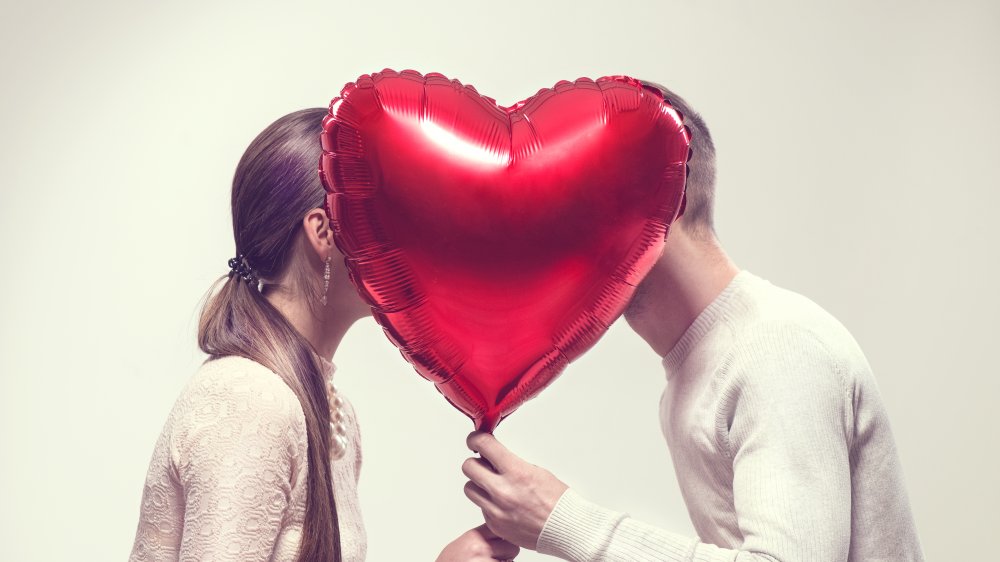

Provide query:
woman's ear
left=302, top=208, right=335, bottom=260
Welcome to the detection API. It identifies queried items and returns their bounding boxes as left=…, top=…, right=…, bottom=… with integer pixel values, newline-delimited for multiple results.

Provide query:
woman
left=129, top=108, right=519, bottom=562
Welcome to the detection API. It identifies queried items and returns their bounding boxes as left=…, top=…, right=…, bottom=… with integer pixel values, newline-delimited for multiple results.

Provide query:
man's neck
left=624, top=230, right=739, bottom=358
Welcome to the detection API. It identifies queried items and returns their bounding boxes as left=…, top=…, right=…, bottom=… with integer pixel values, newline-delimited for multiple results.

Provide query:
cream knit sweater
left=537, top=271, right=923, bottom=561
left=129, top=355, right=366, bottom=561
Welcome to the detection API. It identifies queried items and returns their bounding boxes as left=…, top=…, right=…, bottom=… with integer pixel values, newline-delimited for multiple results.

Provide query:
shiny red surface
left=321, top=70, right=689, bottom=431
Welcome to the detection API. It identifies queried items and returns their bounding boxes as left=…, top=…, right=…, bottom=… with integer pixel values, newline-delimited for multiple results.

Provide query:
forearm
left=537, top=490, right=779, bottom=562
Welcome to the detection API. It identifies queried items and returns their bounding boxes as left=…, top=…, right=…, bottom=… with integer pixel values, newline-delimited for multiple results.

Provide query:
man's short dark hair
left=641, top=80, right=717, bottom=237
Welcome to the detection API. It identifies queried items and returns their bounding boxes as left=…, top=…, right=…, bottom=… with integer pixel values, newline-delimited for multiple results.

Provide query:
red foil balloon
left=321, top=70, right=689, bottom=431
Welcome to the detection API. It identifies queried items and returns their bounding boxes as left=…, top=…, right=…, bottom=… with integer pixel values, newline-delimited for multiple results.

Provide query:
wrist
left=536, top=489, right=625, bottom=561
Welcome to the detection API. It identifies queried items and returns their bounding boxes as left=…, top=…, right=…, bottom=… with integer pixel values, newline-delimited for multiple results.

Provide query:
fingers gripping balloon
left=320, top=70, right=690, bottom=432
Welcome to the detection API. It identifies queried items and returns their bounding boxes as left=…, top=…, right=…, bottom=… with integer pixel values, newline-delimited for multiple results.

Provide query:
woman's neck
left=264, top=287, right=359, bottom=361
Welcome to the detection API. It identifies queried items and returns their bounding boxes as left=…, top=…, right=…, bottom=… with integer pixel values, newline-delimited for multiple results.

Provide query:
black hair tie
left=228, top=254, right=257, bottom=284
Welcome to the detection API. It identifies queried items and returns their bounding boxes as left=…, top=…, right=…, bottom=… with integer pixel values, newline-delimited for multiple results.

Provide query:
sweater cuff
left=536, top=488, right=625, bottom=561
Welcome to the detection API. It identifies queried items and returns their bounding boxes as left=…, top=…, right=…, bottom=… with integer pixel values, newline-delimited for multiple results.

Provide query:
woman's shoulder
left=153, top=356, right=311, bottom=520
left=168, top=356, right=308, bottom=454
left=187, top=355, right=301, bottom=407
left=195, top=353, right=286, bottom=381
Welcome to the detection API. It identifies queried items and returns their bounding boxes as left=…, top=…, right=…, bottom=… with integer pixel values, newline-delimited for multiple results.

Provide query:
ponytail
left=198, top=108, right=342, bottom=562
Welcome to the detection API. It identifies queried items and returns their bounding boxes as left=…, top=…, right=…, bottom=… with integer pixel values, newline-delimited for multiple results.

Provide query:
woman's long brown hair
left=197, top=108, right=341, bottom=562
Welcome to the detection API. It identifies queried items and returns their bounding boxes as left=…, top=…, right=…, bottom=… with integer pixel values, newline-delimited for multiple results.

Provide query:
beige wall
left=1, top=0, right=997, bottom=559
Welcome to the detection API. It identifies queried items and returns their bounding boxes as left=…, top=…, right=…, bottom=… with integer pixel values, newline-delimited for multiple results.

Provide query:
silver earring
left=321, top=256, right=331, bottom=306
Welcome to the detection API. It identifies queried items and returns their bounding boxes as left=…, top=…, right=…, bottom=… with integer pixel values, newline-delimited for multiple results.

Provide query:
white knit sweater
left=129, top=355, right=366, bottom=561
left=537, top=271, right=923, bottom=561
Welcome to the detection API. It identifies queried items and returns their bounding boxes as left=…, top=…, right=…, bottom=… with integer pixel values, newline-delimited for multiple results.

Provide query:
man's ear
left=676, top=192, right=687, bottom=220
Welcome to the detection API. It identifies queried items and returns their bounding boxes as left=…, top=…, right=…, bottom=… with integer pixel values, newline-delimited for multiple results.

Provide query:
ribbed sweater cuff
left=537, top=489, right=700, bottom=561
left=537, top=489, right=623, bottom=560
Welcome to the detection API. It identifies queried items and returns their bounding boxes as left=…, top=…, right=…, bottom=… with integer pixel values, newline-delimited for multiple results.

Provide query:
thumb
left=473, top=523, right=498, bottom=540
left=467, top=431, right=519, bottom=473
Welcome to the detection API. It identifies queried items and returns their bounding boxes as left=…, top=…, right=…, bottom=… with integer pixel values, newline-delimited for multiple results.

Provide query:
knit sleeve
left=720, top=329, right=853, bottom=560
left=171, top=370, right=308, bottom=562
left=537, top=489, right=712, bottom=561
left=537, top=329, right=853, bottom=562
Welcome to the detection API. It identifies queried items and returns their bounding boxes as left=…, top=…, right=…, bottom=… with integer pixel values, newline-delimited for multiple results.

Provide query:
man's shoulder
left=735, top=274, right=862, bottom=355
left=722, top=273, right=873, bottom=386
left=736, top=273, right=837, bottom=329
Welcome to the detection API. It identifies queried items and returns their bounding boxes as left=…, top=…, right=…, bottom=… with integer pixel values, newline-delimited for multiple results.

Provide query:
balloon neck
left=475, top=415, right=500, bottom=434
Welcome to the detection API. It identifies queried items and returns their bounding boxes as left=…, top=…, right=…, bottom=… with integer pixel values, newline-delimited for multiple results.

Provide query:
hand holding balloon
left=462, top=431, right=568, bottom=550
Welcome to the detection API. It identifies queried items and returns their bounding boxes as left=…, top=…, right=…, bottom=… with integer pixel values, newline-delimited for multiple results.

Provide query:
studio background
left=2, top=1, right=997, bottom=560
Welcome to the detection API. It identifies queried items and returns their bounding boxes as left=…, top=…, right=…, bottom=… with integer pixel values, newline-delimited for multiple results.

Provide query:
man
left=461, top=82, right=924, bottom=561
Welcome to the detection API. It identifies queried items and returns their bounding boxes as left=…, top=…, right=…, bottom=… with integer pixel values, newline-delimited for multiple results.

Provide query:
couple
left=129, top=82, right=923, bottom=561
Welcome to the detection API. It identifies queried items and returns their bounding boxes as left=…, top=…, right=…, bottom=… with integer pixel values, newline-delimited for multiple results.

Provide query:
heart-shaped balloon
left=321, top=70, right=689, bottom=431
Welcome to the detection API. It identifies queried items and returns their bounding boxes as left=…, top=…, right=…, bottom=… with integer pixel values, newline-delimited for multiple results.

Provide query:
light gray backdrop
left=1, top=0, right=997, bottom=560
